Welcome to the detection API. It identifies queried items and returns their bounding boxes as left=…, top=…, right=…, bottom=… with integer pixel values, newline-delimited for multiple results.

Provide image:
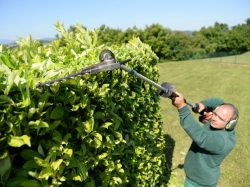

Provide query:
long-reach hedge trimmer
left=36, top=49, right=198, bottom=110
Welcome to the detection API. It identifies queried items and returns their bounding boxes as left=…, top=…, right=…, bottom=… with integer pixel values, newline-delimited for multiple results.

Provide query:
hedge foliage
left=0, top=23, right=167, bottom=186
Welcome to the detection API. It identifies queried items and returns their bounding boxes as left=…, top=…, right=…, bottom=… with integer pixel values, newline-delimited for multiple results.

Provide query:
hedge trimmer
left=36, top=49, right=198, bottom=109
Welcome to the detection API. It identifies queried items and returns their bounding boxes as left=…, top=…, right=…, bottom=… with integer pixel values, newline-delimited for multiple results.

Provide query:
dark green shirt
left=178, top=98, right=236, bottom=186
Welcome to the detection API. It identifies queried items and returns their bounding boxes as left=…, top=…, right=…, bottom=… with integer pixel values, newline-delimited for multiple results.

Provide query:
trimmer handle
left=159, top=82, right=176, bottom=98
left=159, top=82, right=197, bottom=109
left=191, top=103, right=200, bottom=113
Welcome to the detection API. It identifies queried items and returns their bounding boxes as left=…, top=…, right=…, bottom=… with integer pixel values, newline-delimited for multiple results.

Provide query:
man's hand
left=193, top=103, right=213, bottom=122
left=202, top=111, right=213, bottom=121
left=171, top=92, right=187, bottom=109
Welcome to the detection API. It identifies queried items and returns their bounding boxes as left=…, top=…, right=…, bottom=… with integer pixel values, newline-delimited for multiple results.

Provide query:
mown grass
left=158, top=52, right=250, bottom=187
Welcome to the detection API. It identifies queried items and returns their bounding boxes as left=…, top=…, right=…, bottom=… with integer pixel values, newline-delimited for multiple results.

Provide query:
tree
left=141, top=24, right=173, bottom=59
left=166, top=31, right=193, bottom=60
left=227, top=24, right=250, bottom=52
left=198, top=22, right=229, bottom=54
left=246, top=18, right=250, bottom=28
left=121, top=27, right=142, bottom=43
left=96, top=25, right=123, bottom=45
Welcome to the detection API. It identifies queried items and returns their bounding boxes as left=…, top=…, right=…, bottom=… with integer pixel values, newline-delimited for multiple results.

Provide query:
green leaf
left=49, top=84, right=60, bottom=94
left=59, top=176, right=66, bottom=182
left=23, top=160, right=38, bottom=170
left=0, top=95, right=15, bottom=105
left=71, top=104, right=80, bottom=111
left=37, top=144, right=45, bottom=157
left=4, top=70, right=18, bottom=95
left=8, top=135, right=31, bottom=147
left=28, top=107, right=36, bottom=118
left=78, top=163, right=88, bottom=181
left=63, top=133, right=72, bottom=143
left=115, top=161, right=124, bottom=173
left=20, top=149, right=41, bottom=161
left=0, top=54, right=15, bottom=69
left=63, top=148, right=73, bottom=157
left=84, top=177, right=95, bottom=187
left=80, top=95, right=88, bottom=109
left=84, top=118, right=94, bottom=133
left=14, top=168, right=29, bottom=178
left=114, top=132, right=125, bottom=144
left=98, top=153, right=108, bottom=160
left=38, top=92, right=50, bottom=111
left=34, top=157, right=49, bottom=168
left=99, top=84, right=110, bottom=96
left=5, top=177, right=25, bottom=187
left=92, top=132, right=102, bottom=148
left=0, top=151, right=8, bottom=160
left=52, top=130, right=62, bottom=142
left=101, top=122, right=112, bottom=129
left=28, top=120, right=49, bottom=129
left=50, top=106, right=65, bottom=120
left=73, top=175, right=82, bottom=181
left=28, top=171, right=39, bottom=178
left=51, top=159, right=63, bottom=171
left=94, top=111, right=105, bottom=119
left=112, top=176, right=122, bottom=184
left=38, top=168, right=53, bottom=180
left=0, top=154, right=11, bottom=177
left=21, top=180, right=41, bottom=187
left=19, top=81, right=31, bottom=107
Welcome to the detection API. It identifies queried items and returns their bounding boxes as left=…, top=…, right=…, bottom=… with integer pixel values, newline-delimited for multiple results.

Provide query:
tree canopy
left=93, top=18, right=250, bottom=60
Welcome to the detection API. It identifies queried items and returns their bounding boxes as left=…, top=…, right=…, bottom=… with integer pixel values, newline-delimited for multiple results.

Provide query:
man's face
left=210, top=105, right=233, bottom=129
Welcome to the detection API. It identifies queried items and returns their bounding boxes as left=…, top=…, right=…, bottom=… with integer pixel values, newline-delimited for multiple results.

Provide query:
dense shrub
left=0, top=23, right=167, bottom=186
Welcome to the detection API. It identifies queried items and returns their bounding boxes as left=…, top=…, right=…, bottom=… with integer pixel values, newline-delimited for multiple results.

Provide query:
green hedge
left=0, top=23, right=167, bottom=187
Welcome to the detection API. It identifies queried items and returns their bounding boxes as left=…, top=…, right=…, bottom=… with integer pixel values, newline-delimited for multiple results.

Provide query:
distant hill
left=0, top=37, right=55, bottom=46
left=39, top=37, right=55, bottom=44
left=174, top=30, right=194, bottom=36
left=0, top=39, right=15, bottom=44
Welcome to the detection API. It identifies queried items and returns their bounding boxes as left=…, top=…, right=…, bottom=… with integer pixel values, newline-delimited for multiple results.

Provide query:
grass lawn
left=158, top=52, right=250, bottom=186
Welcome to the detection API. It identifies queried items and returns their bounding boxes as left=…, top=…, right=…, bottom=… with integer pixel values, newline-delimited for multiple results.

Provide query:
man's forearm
left=200, top=98, right=224, bottom=110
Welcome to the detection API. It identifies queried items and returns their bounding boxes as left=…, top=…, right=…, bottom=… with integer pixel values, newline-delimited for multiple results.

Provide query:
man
left=171, top=92, right=238, bottom=187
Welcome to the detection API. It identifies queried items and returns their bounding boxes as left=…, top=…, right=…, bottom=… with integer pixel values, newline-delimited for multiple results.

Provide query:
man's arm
left=172, top=93, right=226, bottom=153
left=178, top=105, right=226, bottom=153
left=200, top=98, right=224, bottom=110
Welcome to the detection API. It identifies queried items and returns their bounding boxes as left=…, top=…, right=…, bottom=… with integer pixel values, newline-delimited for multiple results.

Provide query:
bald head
left=220, top=103, right=239, bottom=121
left=211, top=103, right=238, bottom=130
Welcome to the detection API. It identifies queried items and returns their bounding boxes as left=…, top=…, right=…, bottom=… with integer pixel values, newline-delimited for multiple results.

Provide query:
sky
left=0, top=0, right=249, bottom=41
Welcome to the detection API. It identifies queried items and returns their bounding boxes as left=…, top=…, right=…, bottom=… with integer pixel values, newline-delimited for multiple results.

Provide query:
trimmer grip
left=159, top=82, right=177, bottom=98
left=191, top=103, right=200, bottom=113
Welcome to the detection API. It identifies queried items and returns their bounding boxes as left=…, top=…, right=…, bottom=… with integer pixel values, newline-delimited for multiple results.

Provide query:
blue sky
left=0, top=0, right=249, bottom=40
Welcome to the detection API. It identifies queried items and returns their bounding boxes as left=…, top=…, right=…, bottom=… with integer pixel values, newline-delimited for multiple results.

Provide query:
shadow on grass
left=162, top=134, right=175, bottom=183
left=161, top=134, right=185, bottom=186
